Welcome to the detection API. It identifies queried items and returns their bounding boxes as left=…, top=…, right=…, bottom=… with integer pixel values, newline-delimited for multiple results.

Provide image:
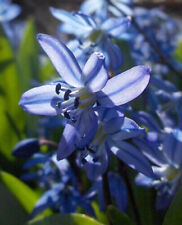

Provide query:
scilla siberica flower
left=133, top=111, right=182, bottom=209
left=19, top=33, right=151, bottom=160
left=77, top=107, right=154, bottom=180
left=50, top=9, right=131, bottom=70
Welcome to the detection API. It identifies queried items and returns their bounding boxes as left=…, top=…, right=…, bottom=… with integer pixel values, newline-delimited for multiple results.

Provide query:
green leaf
left=133, top=186, right=156, bottom=225
left=107, top=206, right=135, bottom=225
left=175, top=41, right=182, bottom=63
left=0, top=171, right=39, bottom=213
left=17, top=19, right=39, bottom=92
left=0, top=183, right=27, bottom=225
left=25, top=213, right=103, bottom=225
left=39, top=57, right=57, bottom=83
left=92, top=201, right=109, bottom=225
left=163, top=187, right=182, bottom=225
left=17, top=19, right=40, bottom=136
left=0, top=25, right=25, bottom=162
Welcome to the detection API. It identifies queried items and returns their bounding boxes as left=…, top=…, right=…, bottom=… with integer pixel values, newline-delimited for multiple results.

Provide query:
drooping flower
left=76, top=107, right=154, bottom=180
left=133, top=111, right=182, bottom=209
left=19, top=34, right=151, bottom=160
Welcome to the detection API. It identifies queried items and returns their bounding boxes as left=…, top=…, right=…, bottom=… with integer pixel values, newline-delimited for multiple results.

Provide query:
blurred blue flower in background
left=133, top=111, right=182, bottom=210
left=50, top=9, right=131, bottom=70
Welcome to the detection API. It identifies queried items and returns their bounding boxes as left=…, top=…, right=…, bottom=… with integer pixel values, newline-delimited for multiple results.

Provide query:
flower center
left=55, top=83, right=95, bottom=121
left=165, top=165, right=181, bottom=181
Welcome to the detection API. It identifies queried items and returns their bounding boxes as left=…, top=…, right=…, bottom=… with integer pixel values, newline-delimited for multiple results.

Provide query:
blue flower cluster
left=11, top=0, right=182, bottom=219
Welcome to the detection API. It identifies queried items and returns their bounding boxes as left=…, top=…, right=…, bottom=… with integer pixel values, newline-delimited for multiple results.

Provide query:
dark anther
left=77, top=147, right=84, bottom=151
left=64, top=111, right=71, bottom=119
left=96, top=101, right=101, bottom=106
left=74, top=97, right=80, bottom=108
left=55, top=83, right=61, bottom=95
left=57, top=102, right=61, bottom=108
left=64, top=89, right=71, bottom=100
left=87, top=146, right=95, bottom=154
left=71, top=117, right=77, bottom=123
left=93, top=157, right=99, bottom=162
left=81, top=158, right=87, bottom=165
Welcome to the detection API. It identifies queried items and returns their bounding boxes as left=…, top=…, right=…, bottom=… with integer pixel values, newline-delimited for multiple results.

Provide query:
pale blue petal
left=97, top=66, right=151, bottom=107
left=80, top=0, right=104, bottom=14
left=82, top=52, right=108, bottom=92
left=133, top=134, right=168, bottom=166
left=19, top=84, right=63, bottom=116
left=50, top=8, right=94, bottom=36
left=102, top=17, right=131, bottom=38
left=76, top=110, right=98, bottom=148
left=109, top=140, right=154, bottom=177
left=0, top=4, right=21, bottom=22
left=57, top=123, right=78, bottom=160
left=106, top=117, right=144, bottom=140
left=135, top=173, right=154, bottom=188
left=101, top=38, right=123, bottom=70
left=37, top=34, right=83, bottom=87
left=111, top=1, right=133, bottom=16
left=96, top=107, right=124, bottom=122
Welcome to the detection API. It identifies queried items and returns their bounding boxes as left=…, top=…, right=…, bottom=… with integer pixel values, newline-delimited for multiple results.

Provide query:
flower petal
left=37, top=34, right=83, bottom=87
left=133, top=133, right=168, bottom=167
left=76, top=110, right=98, bottom=148
left=97, top=65, right=151, bottom=107
left=105, top=117, right=144, bottom=141
left=82, top=52, right=108, bottom=92
left=83, top=147, right=108, bottom=181
left=135, top=173, right=154, bottom=188
left=102, top=17, right=131, bottom=38
left=57, top=122, right=78, bottom=160
left=0, top=4, right=21, bottom=22
left=109, top=140, right=154, bottom=177
left=102, top=38, right=123, bottom=70
left=19, top=84, right=63, bottom=116
left=108, top=172, right=128, bottom=212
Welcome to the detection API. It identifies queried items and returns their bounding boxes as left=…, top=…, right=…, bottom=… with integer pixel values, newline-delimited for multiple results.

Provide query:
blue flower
left=80, top=0, right=133, bottom=17
left=22, top=153, right=94, bottom=218
left=50, top=9, right=131, bottom=70
left=76, top=107, right=154, bottom=180
left=133, top=112, right=182, bottom=210
left=0, top=0, right=21, bottom=22
left=130, top=7, right=179, bottom=75
left=19, top=34, right=151, bottom=160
